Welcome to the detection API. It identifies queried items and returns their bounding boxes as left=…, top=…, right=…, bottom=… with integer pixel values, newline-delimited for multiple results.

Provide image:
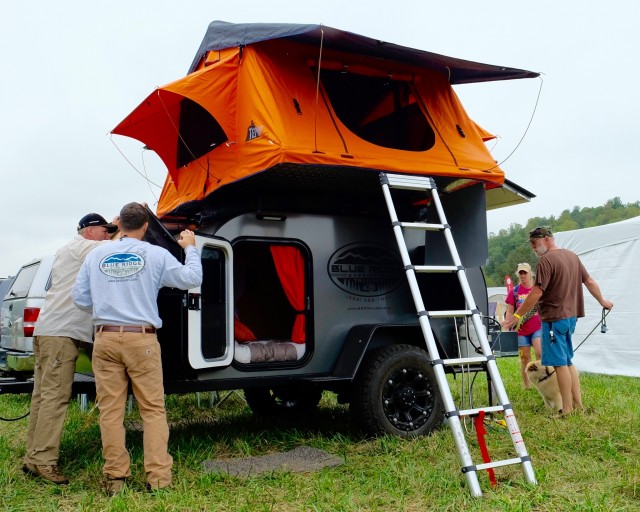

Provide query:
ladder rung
left=398, top=221, right=445, bottom=231
left=457, top=405, right=505, bottom=417
left=414, top=265, right=459, bottom=273
left=428, top=310, right=474, bottom=318
left=385, top=174, right=435, bottom=191
left=476, top=458, right=524, bottom=471
left=442, top=356, right=488, bottom=365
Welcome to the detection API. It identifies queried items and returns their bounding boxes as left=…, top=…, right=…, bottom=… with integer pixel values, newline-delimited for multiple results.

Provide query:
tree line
left=483, top=197, right=640, bottom=286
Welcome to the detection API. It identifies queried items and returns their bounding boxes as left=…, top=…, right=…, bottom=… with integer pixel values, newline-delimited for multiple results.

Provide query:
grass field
left=0, top=357, right=638, bottom=511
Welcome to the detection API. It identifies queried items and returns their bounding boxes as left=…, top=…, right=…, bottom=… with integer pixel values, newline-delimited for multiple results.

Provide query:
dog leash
left=540, top=308, right=610, bottom=381
left=573, top=308, right=610, bottom=352
left=529, top=309, right=611, bottom=419
left=537, top=366, right=556, bottom=382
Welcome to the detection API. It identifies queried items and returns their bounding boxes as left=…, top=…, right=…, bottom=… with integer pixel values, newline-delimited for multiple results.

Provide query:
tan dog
left=526, top=360, right=563, bottom=412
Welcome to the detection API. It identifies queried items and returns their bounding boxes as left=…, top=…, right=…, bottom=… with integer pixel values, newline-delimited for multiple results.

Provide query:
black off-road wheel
left=352, top=344, right=444, bottom=438
left=243, top=385, right=323, bottom=416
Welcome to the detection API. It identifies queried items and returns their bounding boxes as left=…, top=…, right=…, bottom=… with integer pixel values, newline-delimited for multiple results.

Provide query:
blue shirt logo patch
left=100, top=253, right=145, bottom=278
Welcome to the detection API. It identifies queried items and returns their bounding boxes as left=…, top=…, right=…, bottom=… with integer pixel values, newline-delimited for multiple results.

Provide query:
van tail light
left=23, top=307, right=41, bottom=337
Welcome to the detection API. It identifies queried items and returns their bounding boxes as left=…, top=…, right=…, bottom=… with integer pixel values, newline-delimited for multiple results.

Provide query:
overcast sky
left=2, top=1, right=638, bottom=277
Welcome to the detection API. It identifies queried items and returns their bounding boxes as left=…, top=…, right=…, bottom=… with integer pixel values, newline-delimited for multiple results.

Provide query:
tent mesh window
left=319, top=69, right=435, bottom=152
left=176, top=98, right=228, bottom=168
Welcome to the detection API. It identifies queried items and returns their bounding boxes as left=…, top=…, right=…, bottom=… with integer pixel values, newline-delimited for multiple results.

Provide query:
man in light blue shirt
left=73, top=202, right=202, bottom=495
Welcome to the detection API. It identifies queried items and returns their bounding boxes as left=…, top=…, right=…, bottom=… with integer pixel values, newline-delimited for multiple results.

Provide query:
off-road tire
left=352, top=344, right=444, bottom=438
left=243, top=385, right=323, bottom=416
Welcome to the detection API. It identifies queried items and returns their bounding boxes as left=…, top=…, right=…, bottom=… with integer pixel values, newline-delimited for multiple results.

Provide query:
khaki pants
left=93, top=331, right=172, bottom=488
left=24, top=336, right=79, bottom=466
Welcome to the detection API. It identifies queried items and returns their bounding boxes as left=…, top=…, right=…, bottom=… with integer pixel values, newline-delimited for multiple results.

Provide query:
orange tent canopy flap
left=111, top=22, right=538, bottom=217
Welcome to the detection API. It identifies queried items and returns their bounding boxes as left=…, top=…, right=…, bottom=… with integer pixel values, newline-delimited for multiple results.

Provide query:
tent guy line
left=487, top=76, right=543, bottom=173
left=109, top=135, right=164, bottom=191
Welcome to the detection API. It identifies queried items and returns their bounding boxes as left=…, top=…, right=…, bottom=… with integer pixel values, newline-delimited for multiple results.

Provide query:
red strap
left=473, top=411, right=497, bottom=487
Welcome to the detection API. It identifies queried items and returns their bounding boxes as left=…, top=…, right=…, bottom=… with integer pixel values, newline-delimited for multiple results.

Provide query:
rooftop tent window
left=176, top=97, right=228, bottom=168
left=319, top=69, right=435, bottom=152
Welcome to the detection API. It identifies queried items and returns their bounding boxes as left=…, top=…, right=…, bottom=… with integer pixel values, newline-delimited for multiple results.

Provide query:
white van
left=0, top=256, right=54, bottom=370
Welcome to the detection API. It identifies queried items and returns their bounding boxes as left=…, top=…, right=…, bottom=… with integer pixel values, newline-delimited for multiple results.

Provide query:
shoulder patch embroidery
left=100, top=253, right=145, bottom=278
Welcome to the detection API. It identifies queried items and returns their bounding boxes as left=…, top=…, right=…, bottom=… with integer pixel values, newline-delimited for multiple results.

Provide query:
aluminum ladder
left=380, top=172, right=537, bottom=497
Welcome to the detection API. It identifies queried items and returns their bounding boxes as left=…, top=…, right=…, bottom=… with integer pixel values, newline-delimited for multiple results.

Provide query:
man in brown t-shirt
left=503, top=226, right=613, bottom=417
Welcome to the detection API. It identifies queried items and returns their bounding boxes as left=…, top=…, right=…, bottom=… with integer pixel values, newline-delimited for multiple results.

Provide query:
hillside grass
left=0, top=357, right=638, bottom=511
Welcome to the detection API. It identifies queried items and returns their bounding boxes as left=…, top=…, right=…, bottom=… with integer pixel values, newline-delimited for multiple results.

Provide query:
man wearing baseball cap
left=503, top=226, right=613, bottom=417
left=504, top=262, right=542, bottom=388
left=23, top=213, right=116, bottom=485
left=76, top=213, right=118, bottom=233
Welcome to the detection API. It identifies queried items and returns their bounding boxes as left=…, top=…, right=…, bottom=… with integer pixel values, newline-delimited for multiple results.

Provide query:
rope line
left=574, top=308, right=611, bottom=352
left=313, top=28, right=325, bottom=153
left=109, top=135, right=163, bottom=189
left=479, top=75, right=544, bottom=173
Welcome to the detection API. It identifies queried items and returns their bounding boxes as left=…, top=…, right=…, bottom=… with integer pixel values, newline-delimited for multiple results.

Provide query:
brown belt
left=97, top=325, right=156, bottom=334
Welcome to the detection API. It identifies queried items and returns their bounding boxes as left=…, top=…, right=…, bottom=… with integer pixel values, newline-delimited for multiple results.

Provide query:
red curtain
left=270, top=245, right=306, bottom=343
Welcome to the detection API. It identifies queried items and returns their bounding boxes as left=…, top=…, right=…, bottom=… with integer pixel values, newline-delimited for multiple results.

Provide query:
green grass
left=1, top=358, right=639, bottom=511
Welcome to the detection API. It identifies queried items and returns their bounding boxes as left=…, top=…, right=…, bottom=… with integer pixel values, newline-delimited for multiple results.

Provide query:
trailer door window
left=201, top=245, right=228, bottom=359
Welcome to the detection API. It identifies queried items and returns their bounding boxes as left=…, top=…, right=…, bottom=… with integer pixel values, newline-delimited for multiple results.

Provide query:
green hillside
left=484, top=197, right=640, bottom=286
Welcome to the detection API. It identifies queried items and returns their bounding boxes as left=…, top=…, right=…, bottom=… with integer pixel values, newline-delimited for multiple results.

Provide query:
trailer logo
left=100, top=253, right=145, bottom=278
left=328, top=243, right=402, bottom=297
left=245, top=120, right=263, bottom=141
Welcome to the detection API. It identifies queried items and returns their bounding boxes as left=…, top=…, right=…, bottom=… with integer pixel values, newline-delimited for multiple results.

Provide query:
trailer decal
left=327, top=243, right=402, bottom=297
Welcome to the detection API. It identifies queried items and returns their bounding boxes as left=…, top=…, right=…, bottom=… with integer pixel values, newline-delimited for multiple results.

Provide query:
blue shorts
left=518, top=329, right=542, bottom=348
left=541, top=318, right=577, bottom=367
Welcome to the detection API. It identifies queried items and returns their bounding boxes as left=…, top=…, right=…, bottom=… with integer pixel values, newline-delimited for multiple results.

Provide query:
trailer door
left=187, top=237, right=234, bottom=369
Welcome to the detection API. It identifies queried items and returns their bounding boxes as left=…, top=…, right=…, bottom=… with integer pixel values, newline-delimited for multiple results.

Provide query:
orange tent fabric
left=112, top=23, right=537, bottom=218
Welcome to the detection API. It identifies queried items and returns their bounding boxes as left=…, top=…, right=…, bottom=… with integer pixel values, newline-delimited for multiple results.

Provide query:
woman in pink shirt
left=505, top=263, right=542, bottom=389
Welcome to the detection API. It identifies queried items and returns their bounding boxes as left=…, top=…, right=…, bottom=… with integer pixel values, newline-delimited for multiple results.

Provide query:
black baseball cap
left=77, top=213, right=117, bottom=233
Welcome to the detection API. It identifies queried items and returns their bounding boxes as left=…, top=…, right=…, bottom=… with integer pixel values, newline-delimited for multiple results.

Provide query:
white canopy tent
left=487, top=286, right=508, bottom=323
left=554, top=216, right=640, bottom=377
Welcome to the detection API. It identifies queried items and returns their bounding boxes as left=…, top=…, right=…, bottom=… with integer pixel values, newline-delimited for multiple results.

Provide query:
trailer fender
left=332, top=324, right=426, bottom=380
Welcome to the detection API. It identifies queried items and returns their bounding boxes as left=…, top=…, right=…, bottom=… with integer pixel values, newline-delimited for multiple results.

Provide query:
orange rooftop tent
left=112, top=21, right=539, bottom=218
